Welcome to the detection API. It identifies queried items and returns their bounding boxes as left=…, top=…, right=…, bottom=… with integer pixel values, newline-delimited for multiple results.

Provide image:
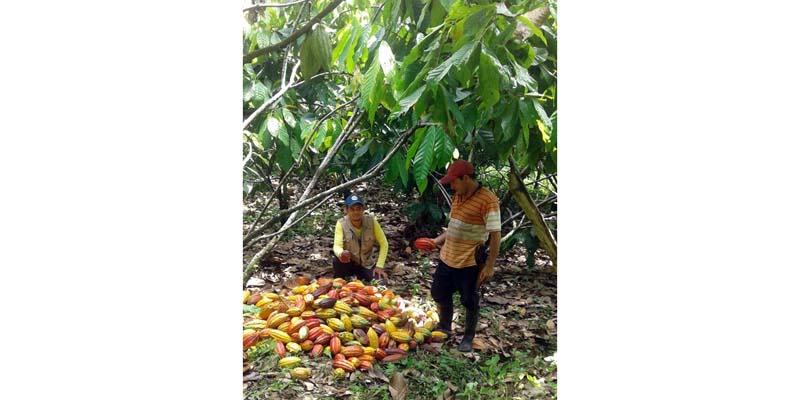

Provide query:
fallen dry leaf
left=471, top=337, right=487, bottom=351
left=389, top=371, right=408, bottom=400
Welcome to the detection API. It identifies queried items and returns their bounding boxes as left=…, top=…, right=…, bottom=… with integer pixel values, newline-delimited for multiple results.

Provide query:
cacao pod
left=246, top=293, right=262, bottom=305
left=243, top=319, right=267, bottom=330
left=286, top=307, right=302, bottom=317
left=304, top=318, right=321, bottom=329
left=371, top=324, right=386, bottom=336
left=341, top=314, right=353, bottom=331
left=275, top=341, right=286, bottom=358
left=332, top=359, right=354, bottom=372
left=298, top=326, right=309, bottom=341
left=290, top=367, right=312, bottom=380
left=286, top=342, right=302, bottom=353
left=359, top=360, right=373, bottom=371
left=333, top=301, right=352, bottom=315
left=333, top=367, right=346, bottom=378
left=314, top=333, right=332, bottom=346
left=314, top=298, right=337, bottom=309
left=341, top=345, right=364, bottom=357
left=278, top=356, right=301, bottom=368
left=357, top=306, right=377, bottom=320
left=309, top=344, right=324, bottom=358
left=382, top=353, right=405, bottom=362
left=330, top=336, right=342, bottom=354
left=267, top=329, right=293, bottom=344
left=367, top=328, right=380, bottom=348
left=243, top=332, right=259, bottom=349
left=316, top=308, right=337, bottom=320
left=350, top=314, right=370, bottom=329
left=327, top=318, right=345, bottom=332
left=337, top=332, right=355, bottom=342
left=300, top=339, right=314, bottom=352
left=243, top=290, right=251, bottom=304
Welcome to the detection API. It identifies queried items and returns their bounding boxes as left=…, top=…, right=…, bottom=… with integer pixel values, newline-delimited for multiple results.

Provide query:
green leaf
left=426, top=39, right=477, bottom=86
left=441, top=86, right=465, bottom=128
left=393, top=85, right=425, bottom=118
left=360, top=59, right=385, bottom=124
left=397, top=152, right=409, bottom=188
left=313, top=120, right=329, bottom=150
left=282, top=108, right=297, bottom=129
left=275, top=145, right=293, bottom=172
left=258, top=118, right=272, bottom=150
left=447, top=1, right=493, bottom=22
left=533, top=99, right=552, bottom=130
left=377, top=40, right=396, bottom=79
left=532, top=47, right=549, bottom=66
left=405, top=128, right=426, bottom=171
left=332, top=23, right=355, bottom=70
left=413, top=128, right=436, bottom=194
left=478, top=50, right=500, bottom=111
left=251, top=81, right=268, bottom=108
left=267, top=115, right=289, bottom=147
left=256, top=30, right=270, bottom=49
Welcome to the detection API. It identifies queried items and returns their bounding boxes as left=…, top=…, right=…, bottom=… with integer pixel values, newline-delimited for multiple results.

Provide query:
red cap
left=438, top=160, right=475, bottom=184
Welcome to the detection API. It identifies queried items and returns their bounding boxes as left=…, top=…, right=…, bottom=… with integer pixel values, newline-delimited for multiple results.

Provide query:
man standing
left=419, top=160, right=500, bottom=352
left=332, top=194, right=389, bottom=282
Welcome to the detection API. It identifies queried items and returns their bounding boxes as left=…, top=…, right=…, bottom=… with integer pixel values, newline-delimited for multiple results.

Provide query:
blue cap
left=345, top=194, right=364, bottom=207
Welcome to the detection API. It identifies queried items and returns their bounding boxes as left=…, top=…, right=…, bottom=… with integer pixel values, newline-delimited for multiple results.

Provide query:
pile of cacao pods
left=243, top=276, right=448, bottom=380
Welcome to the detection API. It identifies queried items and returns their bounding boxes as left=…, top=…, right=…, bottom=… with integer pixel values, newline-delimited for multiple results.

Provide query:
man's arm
left=333, top=220, right=345, bottom=258
left=478, top=230, right=500, bottom=285
left=372, top=218, right=389, bottom=269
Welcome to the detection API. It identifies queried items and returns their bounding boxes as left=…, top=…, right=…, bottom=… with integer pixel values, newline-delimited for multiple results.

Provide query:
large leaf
left=266, top=116, right=289, bottom=147
left=275, top=142, right=293, bottom=172
left=393, top=85, right=425, bottom=118
left=413, top=127, right=436, bottom=194
left=250, top=81, right=268, bottom=108
left=478, top=50, right=500, bottom=111
left=377, top=40, right=396, bottom=79
left=405, top=128, right=426, bottom=171
left=360, top=59, right=385, bottom=124
left=426, top=39, right=477, bottom=87
left=532, top=99, right=552, bottom=130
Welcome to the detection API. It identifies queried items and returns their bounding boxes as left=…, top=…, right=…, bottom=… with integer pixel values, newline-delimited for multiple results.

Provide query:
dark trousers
left=331, top=255, right=374, bottom=282
left=430, top=260, right=480, bottom=311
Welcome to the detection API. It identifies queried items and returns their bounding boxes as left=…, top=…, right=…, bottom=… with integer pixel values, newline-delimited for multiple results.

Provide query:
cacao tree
left=242, top=0, right=557, bottom=283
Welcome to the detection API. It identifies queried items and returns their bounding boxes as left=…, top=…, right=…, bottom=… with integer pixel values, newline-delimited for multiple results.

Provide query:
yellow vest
left=339, top=215, right=377, bottom=268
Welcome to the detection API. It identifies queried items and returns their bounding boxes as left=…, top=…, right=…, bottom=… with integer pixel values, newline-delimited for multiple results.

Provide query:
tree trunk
left=508, top=158, right=557, bottom=271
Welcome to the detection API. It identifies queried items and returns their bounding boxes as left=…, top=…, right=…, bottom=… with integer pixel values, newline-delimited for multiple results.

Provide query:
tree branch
left=243, top=0, right=346, bottom=64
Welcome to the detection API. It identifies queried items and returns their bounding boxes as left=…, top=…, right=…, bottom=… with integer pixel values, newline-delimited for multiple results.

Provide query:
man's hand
left=338, top=250, right=352, bottom=263
left=373, top=267, right=388, bottom=280
left=477, top=263, right=494, bottom=286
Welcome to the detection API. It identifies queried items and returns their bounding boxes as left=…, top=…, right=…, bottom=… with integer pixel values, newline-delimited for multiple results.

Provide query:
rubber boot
left=458, top=308, right=479, bottom=352
left=435, top=303, right=454, bottom=337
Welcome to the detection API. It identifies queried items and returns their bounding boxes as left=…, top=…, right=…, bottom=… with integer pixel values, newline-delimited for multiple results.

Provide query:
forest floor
left=243, top=181, right=557, bottom=399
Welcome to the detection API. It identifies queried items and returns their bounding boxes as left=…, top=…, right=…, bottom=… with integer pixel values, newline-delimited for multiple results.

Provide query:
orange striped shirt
left=440, top=186, right=501, bottom=268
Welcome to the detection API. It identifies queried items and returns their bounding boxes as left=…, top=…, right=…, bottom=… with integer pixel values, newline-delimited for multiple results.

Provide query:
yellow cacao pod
left=286, top=342, right=302, bottom=353
left=333, top=301, right=353, bottom=315
left=327, top=318, right=346, bottom=332
left=389, top=331, right=412, bottom=343
left=278, top=356, right=302, bottom=368
left=267, top=329, right=293, bottom=344
left=341, top=314, right=353, bottom=332
left=290, top=367, right=311, bottom=380
left=367, top=328, right=380, bottom=348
